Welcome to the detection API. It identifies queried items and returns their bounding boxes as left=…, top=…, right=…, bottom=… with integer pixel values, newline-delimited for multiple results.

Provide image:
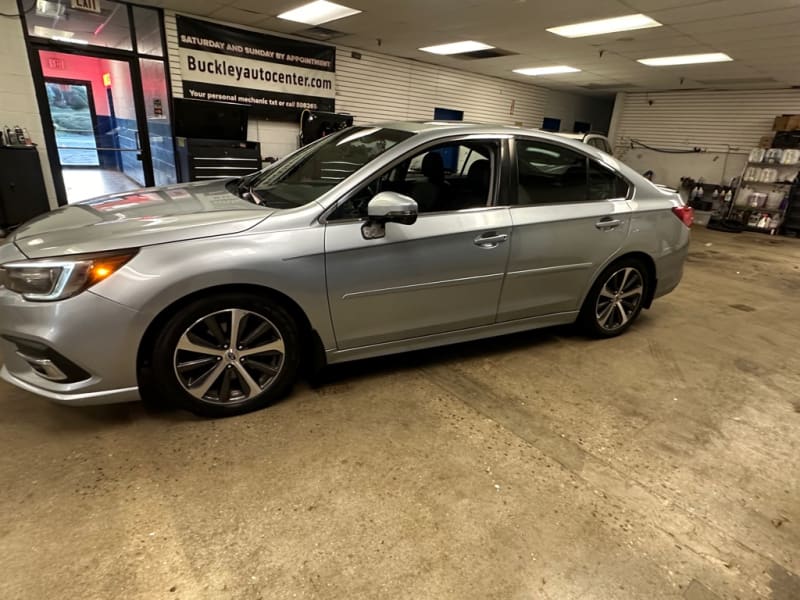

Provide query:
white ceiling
left=144, top=0, right=800, bottom=95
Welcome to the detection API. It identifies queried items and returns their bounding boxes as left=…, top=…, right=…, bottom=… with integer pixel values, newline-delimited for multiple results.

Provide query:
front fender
left=90, top=227, right=335, bottom=350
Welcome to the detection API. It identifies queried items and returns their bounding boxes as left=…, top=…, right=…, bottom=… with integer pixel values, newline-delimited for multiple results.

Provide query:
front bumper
left=0, top=366, right=139, bottom=405
left=0, top=287, right=145, bottom=405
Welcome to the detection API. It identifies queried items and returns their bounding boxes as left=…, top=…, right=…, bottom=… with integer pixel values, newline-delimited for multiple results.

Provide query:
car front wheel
left=151, top=294, right=300, bottom=417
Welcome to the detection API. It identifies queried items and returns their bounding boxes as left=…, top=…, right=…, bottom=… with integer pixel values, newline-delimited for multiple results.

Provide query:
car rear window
left=515, top=138, right=628, bottom=204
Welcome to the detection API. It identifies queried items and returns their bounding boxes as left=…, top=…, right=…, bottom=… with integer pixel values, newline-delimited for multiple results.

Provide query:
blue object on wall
left=541, top=117, right=561, bottom=132
left=573, top=120, right=591, bottom=134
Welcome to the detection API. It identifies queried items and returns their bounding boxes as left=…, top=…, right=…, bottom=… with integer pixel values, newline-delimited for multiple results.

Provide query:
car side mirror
left=362, top=192, right=418, bottom=239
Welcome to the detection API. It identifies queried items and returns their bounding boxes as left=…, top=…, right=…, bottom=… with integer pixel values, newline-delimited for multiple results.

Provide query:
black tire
left=579, top=258, right=650, bottom=338
left=150, top=293, right=301, bottom=418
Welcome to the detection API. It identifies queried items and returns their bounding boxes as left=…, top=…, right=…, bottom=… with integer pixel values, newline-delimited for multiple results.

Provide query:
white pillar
left=607, top=92, right=626, bottom=152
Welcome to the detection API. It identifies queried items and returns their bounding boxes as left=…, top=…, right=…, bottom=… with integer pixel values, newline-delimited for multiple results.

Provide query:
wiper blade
left=228, top=177, right=263, bottom=205
left=235, top=170, right=261, bottom=192
left=248, top=187, right=265, bottom=205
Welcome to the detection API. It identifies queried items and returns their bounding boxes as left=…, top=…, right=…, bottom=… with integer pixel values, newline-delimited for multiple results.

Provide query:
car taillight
left=672, top=206, right=694, bottom=228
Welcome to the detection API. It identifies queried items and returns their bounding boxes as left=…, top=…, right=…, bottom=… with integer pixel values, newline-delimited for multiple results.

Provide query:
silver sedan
left=0, top=122, right=691, bottom=417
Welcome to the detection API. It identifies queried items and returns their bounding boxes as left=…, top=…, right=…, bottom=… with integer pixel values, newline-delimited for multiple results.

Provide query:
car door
left=497, top=137, right=632, bottom=322
left=324, top=137, right=512, bottom=350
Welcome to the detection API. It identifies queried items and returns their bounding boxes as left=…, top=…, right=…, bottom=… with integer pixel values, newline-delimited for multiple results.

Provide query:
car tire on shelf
left=151, top=293, right=301, bottom=418
left=579, top=258, right=650, bottom=338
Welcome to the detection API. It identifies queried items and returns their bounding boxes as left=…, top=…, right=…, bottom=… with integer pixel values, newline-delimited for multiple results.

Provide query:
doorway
left=23, top=1, right=176, bottom=206
left=44, top=79, right=100, bottom=168
left=38, top=50, right=145, bottom=203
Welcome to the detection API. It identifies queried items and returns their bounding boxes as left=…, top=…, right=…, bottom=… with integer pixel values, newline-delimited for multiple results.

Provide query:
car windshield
left=247, top=127, right=414, bottom=209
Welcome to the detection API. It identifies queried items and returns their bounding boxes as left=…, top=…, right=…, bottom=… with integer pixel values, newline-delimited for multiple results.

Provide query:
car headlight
left=0, top=249, right=138, bottom=302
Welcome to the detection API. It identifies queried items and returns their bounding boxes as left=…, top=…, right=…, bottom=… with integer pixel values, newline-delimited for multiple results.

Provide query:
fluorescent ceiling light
left=35, top=0, right=66, bottom=18
left=337, top=127, right=379, bottom=145
left=53, top=37, right=88, bottom=45
left=31, top=26, right=89, bottom=45
left=33, top=26, right=73, bottom=39
left=419, top=41, right=494, bottom=55
left=547, top=14, right=661, bottom=38
left=278, top=1, right=361, bottom=26
left=638, top=52, right=733, bottom=66
left=514, top=66, right=581, bottom=76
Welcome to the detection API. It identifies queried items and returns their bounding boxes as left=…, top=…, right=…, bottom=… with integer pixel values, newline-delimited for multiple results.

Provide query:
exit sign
left=70, top=0, right=101, bottom=14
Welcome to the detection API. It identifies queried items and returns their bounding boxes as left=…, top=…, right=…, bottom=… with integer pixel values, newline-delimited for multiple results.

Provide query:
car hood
left=12, top=180, right=273, bottom=259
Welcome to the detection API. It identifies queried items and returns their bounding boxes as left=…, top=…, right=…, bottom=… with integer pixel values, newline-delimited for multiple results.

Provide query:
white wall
left=611, top=89, right=800, bottom=187
left=543, top=90, right=614, bottom=134
left=249, top=121, right=300, bottom=161
left=0, top=0, right=57, bottom=208
left=615, top=148, right=747, bottom=190
left=164, top=11, right=551, bottom=160
left=332, top=47, right=548, bottom=127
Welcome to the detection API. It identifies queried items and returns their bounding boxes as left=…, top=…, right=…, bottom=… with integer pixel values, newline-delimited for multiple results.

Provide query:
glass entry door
left=39, top=50, right=145, bottom=203
left=45, top=80, right=100, bottom=168
left=139, top=58, right=177, bottom=187
left=26, top=2, right=176, bottom=206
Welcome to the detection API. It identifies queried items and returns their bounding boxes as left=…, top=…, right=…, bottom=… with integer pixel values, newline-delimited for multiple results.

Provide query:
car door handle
left=474, top=232, right=508, bottom=248
left=595, top=218, right=622, bottom=230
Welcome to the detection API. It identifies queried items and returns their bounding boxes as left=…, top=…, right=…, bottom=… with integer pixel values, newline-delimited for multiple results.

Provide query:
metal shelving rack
left=726, top=158, right=800, bottom=235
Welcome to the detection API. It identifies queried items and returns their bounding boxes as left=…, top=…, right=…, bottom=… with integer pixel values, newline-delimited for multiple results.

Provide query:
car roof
left=351, top=120, right=648, bottom=183
left=371, top=120, right=508, bottom=134
left=552, top=132, right=609, bottom=140
left=369, top=121, right=604, bottom=146
left=551, top=132, right=586, bottom=140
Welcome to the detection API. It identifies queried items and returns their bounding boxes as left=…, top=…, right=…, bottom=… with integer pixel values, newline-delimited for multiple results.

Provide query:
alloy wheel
left=173, top=309, right=285, bottom=405
left=595, top=267, right=644, bottom=331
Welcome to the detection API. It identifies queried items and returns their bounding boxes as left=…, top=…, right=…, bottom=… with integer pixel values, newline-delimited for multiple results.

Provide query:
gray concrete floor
left=62, top=168, right=141, bottom=204
left=1, top=228, right=799, bottom=600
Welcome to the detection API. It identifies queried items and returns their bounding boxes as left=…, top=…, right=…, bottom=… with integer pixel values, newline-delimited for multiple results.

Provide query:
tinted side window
left=329, top=140, right=497, bottom=220
left=398, top=141, right=496, bottom=213
left=588, top=161, right=629, bottom=200
left=516, top=139, right=587, bottom=205
left=328, top=171, right=391, bottom=221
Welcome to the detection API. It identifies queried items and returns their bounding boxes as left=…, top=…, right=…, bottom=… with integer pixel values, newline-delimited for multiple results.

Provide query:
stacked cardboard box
left=773, top=115, right=800, bottom=131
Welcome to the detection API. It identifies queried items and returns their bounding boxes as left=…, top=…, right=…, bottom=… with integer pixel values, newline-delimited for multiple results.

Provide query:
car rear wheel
left=151, top=294, right=300, bottom=417
left=580, top=258, right=649, bottom=338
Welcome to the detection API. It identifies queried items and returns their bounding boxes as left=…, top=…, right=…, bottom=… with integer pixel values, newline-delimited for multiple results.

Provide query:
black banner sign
left=176, top=16, right=336, bottom=120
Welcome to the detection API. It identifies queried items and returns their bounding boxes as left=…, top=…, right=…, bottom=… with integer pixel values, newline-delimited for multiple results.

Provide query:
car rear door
left=497, top=137, right=632, bottom=322
left=324, top=136, right=512, bottom=350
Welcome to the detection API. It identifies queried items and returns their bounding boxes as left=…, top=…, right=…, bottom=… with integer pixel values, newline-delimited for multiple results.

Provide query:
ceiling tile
left=621, top=0, right=715, bottom=8
left=208, top=6, right=271, bottom=26
left=669, top=8, right=800, bottom=33
left=615, top=44, right=714, bottom=59
left=649, top=0, right=800, bottom=24
left=701, top=21, right=800, bottom=42
left=159, top=0, right=800, bottom=93
left=162, top=0, right=229, bottom=16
